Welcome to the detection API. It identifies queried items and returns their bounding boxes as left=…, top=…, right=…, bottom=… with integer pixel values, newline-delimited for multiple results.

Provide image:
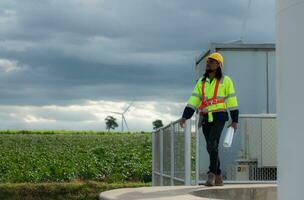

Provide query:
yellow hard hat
left=207, top=52, right=224, bottom=68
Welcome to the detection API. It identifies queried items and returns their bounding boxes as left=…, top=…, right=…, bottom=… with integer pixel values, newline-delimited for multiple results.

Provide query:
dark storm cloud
left=0, top=0, right=275, bottom=106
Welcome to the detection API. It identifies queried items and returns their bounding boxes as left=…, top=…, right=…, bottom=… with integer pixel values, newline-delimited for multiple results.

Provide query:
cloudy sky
left=0, top=0, right=275, bottom=131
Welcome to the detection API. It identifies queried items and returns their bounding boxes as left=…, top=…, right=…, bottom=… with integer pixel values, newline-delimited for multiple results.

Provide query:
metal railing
left=152, top=118, right=194, bottom=186
left=152, top=114, right=277, bottom=186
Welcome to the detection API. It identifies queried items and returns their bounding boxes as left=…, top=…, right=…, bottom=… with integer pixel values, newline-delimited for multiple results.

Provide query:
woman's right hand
left=179, top=118, right=186, bottom=128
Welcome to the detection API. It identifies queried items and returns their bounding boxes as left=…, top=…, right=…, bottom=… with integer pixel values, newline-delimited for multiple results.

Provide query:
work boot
left=204, top=172, right=215, bottom=186
left=215, top=174, right=224, bottom=186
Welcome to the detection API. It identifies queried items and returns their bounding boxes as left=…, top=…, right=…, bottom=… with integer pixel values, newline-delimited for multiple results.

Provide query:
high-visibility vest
left=199, top=79, right=225, bottom=111
left=186, top=75, right=238, bottom=122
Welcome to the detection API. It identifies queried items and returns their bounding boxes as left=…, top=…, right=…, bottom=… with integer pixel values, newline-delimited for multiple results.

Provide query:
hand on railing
left=179, top=118, right=186, bottom=128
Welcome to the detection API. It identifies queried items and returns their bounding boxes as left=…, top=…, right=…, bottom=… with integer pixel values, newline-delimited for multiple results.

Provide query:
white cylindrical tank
left=276, top=0, right=304, bottom=199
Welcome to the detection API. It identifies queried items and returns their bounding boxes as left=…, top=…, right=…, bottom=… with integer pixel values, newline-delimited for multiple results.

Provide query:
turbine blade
left=121, top=115, right=124, bottom=132
left=100, top=110, right=122, bottom=115
left=109, top=112, right=122, bottom=115
left=122, top=115, right=129, bottom=131
left=123, top=101, right=134, bottom=114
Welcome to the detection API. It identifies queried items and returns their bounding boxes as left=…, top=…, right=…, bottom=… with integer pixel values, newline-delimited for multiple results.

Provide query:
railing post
left=184, top=119, right=191, bottom=185
left=195, top=114, right=200, bottom=185
left=170, top=122, right=174, bottom=185
left=152, top=131, right=155, bottom=186
left=160, top=128, right=164, bottom=186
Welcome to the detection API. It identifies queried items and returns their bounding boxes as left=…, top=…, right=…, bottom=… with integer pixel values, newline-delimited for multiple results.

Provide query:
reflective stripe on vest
left=199, top=79, right=225, bottom=113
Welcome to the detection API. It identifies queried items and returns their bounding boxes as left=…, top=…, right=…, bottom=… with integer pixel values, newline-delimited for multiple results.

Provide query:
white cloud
left=23, top=114, right=56, bottom=123
left=0, top=100, right=186, bottom=131
left=0, top=58, right=24, bottom=73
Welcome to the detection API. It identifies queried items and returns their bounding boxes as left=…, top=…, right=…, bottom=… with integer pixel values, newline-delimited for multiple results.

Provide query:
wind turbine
left=107, top=101, right=134, bottom=132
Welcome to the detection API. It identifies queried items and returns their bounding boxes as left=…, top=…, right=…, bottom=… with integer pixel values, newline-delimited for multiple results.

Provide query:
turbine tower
left=108, top=101, right=133, bottom=132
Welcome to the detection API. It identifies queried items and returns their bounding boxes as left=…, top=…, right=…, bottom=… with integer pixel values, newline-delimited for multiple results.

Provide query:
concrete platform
left=99, top=184, right=277, bottom=200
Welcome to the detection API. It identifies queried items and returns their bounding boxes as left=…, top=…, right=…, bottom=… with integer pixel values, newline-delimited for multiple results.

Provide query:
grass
left=0, top=181, right=151, bottom=200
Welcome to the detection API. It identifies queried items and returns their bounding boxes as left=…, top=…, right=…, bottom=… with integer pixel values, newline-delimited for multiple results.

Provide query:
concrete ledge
left=99, top=184, right=277, bottom=200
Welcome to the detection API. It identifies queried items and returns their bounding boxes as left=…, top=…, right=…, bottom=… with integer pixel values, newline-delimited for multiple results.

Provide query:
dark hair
left=202, top=67, right=223, bottom=82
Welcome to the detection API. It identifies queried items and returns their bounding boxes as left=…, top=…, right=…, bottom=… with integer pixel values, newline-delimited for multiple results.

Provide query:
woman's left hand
left=228, top=122, right=237, bottom=131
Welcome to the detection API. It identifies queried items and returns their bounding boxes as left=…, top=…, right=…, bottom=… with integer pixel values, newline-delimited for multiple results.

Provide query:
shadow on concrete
left=191, top=186, right=277, bottom=200
left=115, top=186, right=200, bottom=200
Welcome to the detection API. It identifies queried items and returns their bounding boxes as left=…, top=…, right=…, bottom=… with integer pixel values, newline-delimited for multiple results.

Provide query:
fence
left=152, top=114, right=277, bottom=186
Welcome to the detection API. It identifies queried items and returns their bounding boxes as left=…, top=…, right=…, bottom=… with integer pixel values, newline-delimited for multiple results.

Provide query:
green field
left=0, top=130, right=152, bottom=184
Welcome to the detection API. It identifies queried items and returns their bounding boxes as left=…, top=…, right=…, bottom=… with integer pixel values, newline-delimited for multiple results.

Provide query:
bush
left=0, top=181, right=151, bottom=200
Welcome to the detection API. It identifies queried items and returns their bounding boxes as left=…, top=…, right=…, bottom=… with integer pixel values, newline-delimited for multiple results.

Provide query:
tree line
left=105, top=116, right=163, bottom=131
